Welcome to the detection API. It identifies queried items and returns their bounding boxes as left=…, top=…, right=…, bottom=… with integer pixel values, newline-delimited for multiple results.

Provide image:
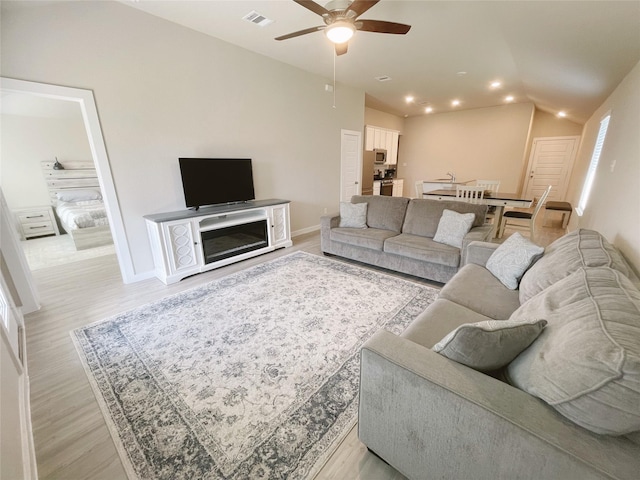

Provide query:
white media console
left=144, top=199, right=292, bottom=284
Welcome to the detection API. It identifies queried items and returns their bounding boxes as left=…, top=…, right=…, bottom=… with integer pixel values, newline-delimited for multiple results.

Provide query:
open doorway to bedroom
left=0, top=77, right=133, bottom=284
left=1, top=92, right=116, bottom=270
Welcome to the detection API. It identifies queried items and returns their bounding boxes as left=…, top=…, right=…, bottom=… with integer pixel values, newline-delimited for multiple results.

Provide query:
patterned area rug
left=72, top=252, right=438, bottom=479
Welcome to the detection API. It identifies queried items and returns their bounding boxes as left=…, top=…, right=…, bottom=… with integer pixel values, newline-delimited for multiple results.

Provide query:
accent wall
left=1, top=0, right=365, bottom=278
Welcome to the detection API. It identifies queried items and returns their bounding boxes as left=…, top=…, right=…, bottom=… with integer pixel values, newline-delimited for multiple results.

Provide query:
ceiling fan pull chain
left=332, top=47, right=336, bottom=108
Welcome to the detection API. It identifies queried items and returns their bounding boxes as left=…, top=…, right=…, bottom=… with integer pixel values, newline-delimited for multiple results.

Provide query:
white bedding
left=56, top=200, right=109, bottom=230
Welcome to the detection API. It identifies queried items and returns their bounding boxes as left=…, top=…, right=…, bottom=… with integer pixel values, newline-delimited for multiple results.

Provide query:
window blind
left=577, top=114, right=610, bottom=216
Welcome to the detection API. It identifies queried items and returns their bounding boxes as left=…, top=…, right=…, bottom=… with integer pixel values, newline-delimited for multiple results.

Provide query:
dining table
left=423, top=188, right=533, bottom=238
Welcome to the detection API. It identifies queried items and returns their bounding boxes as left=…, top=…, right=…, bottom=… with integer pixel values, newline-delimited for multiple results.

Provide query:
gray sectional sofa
left=320, top=195, right=492, bottom=283
left=358, top=229, right=640, bottom=479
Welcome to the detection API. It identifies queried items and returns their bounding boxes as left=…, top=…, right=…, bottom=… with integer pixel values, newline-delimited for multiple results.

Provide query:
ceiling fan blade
left=347, top=0, right=380, bottom=17
left=293, top=0, right=331, bottom=17
left=275, top=25, right=325, bottom=41
left=335, top=42, right=349, bottom=56
left=357, top=19, right=411, bottom=34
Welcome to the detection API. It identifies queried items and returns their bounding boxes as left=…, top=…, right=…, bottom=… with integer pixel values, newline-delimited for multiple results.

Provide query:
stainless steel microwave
left=374, top=149, right=387, bottom=163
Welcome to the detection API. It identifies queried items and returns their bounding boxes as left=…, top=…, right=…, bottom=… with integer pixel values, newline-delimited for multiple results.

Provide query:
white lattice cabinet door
left=163, top=219, right=200, bottom=276
left=270, top=204, right=292, bottom=248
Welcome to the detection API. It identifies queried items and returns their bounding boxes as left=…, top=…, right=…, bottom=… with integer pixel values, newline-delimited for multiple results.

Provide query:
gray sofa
left=320, top=195, right=492, bottom=283
left=359, top=228, right=640, bottom=479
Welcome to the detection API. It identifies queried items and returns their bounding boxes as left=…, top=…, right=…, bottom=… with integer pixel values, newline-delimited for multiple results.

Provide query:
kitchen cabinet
left=365, top=126, right=376, bottom=151
left=364, top=125, right=400, bottom=165
left=373, top=181, right=381, bottom=196
left=387, top=131, right=399, bottom=165
left=392, top=179, right=404, bottom=197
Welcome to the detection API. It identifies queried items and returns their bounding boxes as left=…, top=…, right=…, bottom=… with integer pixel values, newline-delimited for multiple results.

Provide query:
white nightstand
left=14, top=205, right=60, bottom=240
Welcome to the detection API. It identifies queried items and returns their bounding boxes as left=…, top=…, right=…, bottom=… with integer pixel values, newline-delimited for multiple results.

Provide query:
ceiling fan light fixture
left=325, top=21, right=355, bottom=44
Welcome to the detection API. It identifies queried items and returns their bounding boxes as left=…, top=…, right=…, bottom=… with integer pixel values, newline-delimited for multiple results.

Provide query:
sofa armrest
left=320, top=214, right=340, bottom=253
left=464, top=240, right=500, bottom=267
left=320, top=214, right=340, bottom=229
left=359, top=330, right=640, bottom=480
left=461, top=226, right=493, bottom=265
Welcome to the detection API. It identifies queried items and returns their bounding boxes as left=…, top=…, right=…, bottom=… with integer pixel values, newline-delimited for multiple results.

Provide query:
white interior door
left=523, top=136, right=580, bottom=202
left=340, top=129, right=362, bottom=201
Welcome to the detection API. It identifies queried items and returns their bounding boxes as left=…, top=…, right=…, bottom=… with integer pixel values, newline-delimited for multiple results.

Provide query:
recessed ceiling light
left=490, top=81, right=502, bottom=89
left=505, top=95, right=514, bottom=102
left=558, top=111, right=567, bottom=117
left=425, top=106, right=433, bottom=113
left=456, top=71, right=467, bottom=76
left=451, top=99, right=461, bottom=107
left=405, top=95, right=415, bottom=103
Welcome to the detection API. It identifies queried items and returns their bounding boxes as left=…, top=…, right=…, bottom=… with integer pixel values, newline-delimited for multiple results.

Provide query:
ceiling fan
left=275, top=0, right=411, bottom=56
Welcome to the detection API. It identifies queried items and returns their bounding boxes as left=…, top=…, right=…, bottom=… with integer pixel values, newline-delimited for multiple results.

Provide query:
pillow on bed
left=56, top=189, right=102, bottom=202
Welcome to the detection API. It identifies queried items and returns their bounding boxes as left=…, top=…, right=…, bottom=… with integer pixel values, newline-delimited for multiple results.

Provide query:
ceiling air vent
left=242, top=11, right=273, bottom=27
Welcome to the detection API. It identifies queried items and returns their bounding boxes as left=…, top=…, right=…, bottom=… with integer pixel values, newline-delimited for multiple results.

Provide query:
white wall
left=1, top=112, right=92, bottom=211
left=400, top=103, right=535, bottom=194
left=364, top=107, right=405, bottom=133
left=567, top=60, right=640, bottom=271
left=0, top=1, right=365, bottom=277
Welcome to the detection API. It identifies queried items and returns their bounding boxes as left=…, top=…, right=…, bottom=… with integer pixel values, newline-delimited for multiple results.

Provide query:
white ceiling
left=119, top=0, right=640, bottom=124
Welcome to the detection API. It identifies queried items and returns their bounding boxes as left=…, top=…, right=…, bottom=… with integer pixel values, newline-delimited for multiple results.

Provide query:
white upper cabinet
left=364, top=125, right=400, bottom=165
left=387, top=131, right=399, bottom=165
left=365, top=126, right=376, bottom=151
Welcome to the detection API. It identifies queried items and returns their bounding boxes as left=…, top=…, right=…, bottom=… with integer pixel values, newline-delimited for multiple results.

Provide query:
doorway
left=0, top=77, right=134, bottom=285
left=523, top=136, right=580, bottom=202
left=340, top=129, right=363, bottom=201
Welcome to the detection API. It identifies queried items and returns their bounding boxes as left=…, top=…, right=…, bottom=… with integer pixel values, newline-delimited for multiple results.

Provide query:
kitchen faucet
left=446, top=172, right=456, bottom=182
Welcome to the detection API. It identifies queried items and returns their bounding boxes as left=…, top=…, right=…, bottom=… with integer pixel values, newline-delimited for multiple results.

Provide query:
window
left=577, top=114, right=611, bottom=216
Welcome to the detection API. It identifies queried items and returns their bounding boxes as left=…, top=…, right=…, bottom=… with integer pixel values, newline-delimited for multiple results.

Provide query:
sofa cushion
left=507, top=267, right=640, bottom=435
left=339, top=201, right=367, bottom=228
left=433, top=209, right=475, bottom=248
left=439, top=263, right=522, bottom=319
left=402, top=198, right=487, bottom=238
left=351, top=195, right=409, bottom=233
left=330, top=227, right=397, bottom=251
left=486, top=232, right=544, bottom=290
left=384, top=233, right=460, bottom=268
left=519, top=228, right=638, bottom=303
left=401, top=298, right=492, bottom=349
left=433, top=317, right=547, bottom=372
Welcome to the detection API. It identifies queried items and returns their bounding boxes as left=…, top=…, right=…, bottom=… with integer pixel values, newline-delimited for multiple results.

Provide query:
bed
left=41, top=160, right=113, bottom=250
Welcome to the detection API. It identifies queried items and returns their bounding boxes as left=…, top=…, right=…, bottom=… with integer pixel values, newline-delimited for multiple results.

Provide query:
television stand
left=144, top=199, right=292, bottom=284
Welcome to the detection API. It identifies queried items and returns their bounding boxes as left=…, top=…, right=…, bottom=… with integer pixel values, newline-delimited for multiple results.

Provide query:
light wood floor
left=24, top=216, right=566, bottom=480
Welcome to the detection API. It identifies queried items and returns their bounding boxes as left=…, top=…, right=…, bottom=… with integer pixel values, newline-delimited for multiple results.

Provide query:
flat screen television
left=179, top=158, right=255, bottom=210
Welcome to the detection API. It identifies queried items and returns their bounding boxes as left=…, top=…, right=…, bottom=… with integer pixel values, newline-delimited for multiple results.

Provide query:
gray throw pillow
left=339, top=201, right=368, bottom=228
left=433, top=317, right=547, bottom=372
left=486, top=232, right=544, bottom=289
left=433, top=209, right=475, bottom=248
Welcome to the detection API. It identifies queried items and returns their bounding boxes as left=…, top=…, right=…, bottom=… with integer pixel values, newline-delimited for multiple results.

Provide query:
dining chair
left=475, top=180, right=501, bottom=223
left=455, top=185, right=485, bottom=203
left=498, top=185, right=552, bottom=240
left=475, top=180, right=500, bottom=193
left=415, top=181, right=424, bottom=198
